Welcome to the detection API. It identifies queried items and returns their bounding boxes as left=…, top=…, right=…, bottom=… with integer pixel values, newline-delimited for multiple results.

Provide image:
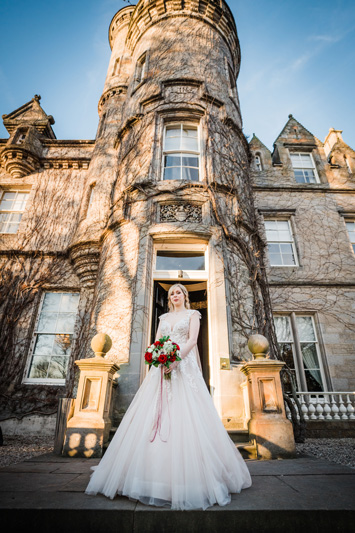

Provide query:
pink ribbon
left=150, top=365, right=171, bottom=443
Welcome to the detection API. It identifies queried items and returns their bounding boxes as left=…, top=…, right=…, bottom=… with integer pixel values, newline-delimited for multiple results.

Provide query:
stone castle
left=0, top=0, right=354, bottom=435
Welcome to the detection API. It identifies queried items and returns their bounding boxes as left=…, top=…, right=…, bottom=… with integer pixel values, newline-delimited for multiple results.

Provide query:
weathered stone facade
left=0, top=0, right=354, bottom=435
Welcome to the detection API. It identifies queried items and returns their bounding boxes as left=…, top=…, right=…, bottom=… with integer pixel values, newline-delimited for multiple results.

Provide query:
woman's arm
left=165, top=311, right=200, bottom=373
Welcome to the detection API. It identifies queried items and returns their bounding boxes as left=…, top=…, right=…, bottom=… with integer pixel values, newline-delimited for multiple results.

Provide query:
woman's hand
left=164, top=361, right=180, bottom=374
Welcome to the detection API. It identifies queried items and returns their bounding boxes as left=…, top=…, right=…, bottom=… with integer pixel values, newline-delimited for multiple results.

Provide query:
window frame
left=135, top=52, right=147, bottom=85
left=0, top=189, right=30, bottom=234
left=345, top=219, right=355, bottom=254
left=255, top=154, right=262, bottom=171
left=273, top=313, right=328, bottom=393
left=23, top=291, right=80, bottom=386
left=289, top=151, right=320, bottom=184
left=264, top=218, right=299, bottom=267
left=153, top=242, right=208, bottom=280
left=161, top=122, right=201, bottom=182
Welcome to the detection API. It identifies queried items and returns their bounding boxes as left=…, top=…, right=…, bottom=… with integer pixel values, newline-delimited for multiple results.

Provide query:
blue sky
left=0, top=0, right=354, bottom=150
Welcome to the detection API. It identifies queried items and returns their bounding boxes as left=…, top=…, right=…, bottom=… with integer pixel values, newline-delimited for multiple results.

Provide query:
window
left=274, top=315, right=325, bottom=392
left=112, top=57, right=120, bottom=77
left=346, top=221, right=355, bottom=253
left=162, top=124, right=200, bottom=181
left=345, top=157, right=352, bottom=174
left=290, top=152, right=319, bottom=183
left=255, top=154, right=262, bottom=171
left=153, top=243, right=207, bottom=280
left=135, top=53, right=146, bottom=85
left=87, top=184, right=95, bottom=214
left=25, top=292, right=80, bottom=384
left=264, top=219, right=298, bottom=266
left=0, top=190, right=29, bottom=234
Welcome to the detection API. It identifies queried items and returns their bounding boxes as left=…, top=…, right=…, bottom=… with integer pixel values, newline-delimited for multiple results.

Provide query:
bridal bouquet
left=144, top=336, right=181, bottom=380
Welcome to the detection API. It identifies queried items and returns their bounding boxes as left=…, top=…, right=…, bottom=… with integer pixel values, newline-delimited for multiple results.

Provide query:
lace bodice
left=159, top=310, right=200, bottom=346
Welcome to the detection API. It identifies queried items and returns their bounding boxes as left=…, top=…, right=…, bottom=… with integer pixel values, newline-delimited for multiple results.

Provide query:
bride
left=85, top=283, right=251, bottom=510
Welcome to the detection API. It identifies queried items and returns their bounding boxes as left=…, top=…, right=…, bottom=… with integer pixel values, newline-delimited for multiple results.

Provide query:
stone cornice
left=113, top=0, right=240, bottom=74
left=42, top=158, right=90, bottom=170
left=253, top=185, right=355, bottom=194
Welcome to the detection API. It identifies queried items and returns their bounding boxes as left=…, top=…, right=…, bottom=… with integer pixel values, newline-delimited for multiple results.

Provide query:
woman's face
left=170, top=286, right=185, bottom=308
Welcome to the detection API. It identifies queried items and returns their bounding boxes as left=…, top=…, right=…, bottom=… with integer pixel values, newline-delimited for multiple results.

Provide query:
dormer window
left=290, top=152, right=319, bottom=184
left=255, top=154, right=262, bottom=171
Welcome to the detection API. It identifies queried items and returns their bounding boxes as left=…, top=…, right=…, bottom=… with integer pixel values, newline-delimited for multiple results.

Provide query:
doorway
left=151, top=280, right=210, bottom=389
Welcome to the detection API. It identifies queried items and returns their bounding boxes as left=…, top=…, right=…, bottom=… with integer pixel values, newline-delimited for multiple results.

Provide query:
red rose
left=170, top=355, right=176, bottom=362
left=173, top=343, right=180, bottom=350
left=154, top=341, right=162, bottom=347
left=145, top=352, right=153, bottom=363
left=158, top=354, right=167, bottom=364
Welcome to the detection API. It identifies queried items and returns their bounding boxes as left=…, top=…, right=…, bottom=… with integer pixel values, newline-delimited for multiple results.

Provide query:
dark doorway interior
left=151, top=280, right=210, bottom=388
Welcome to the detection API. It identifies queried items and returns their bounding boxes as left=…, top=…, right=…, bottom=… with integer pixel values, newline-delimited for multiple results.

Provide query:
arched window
left=255, top=154, right=262, bottom=171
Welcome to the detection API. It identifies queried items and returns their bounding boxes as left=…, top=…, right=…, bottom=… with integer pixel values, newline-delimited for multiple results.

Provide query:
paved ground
left=0, top=453, right=354, bottom=533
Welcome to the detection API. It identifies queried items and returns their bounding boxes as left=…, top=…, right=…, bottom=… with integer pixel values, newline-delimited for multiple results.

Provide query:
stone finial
left=91, top=333, right=112, bottom=357
left=288, top=114, right=293, bottom=119
left=248, top=334, right=270, bottom=360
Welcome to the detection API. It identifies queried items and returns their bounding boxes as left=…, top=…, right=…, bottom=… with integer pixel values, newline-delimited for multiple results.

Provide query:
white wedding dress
left=85, top=309, right=252, bottom=510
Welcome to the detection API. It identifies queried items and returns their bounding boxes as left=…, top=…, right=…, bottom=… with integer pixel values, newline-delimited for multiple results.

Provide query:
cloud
left=309, top=34, right=341, bottom=43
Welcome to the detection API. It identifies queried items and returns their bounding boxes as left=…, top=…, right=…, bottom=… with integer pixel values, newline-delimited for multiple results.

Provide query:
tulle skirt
left=85, top=356, right=252, bottom=510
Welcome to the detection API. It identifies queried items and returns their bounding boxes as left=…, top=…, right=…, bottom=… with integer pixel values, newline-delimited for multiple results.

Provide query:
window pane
left=42, top=293, right=62, bottom=313
left=165, top=127, right=181, bottom=138
left=165, top=136, right=180, bottom=151
left=264, top=220, right=277, bottom=230
left=182, top=167, right=199, bottom=181
left=296, top=317, right=316, bottom=342
left=181, top=155, right=199, bottom=167
left=6, top=223, right=20, bottom=234
left=300, top=154, right=313, bottom=167
left=274, top=316, right=293, bottom=342
left=38, top=313, right=57, bottom=332
left=60, top=293, right=80, bottom=312
left=47, top=357, right=68, bottom=379
left=164, top=167, right=181, bottom=180
left=303, top=170, right=316, bottom=183
left=53, top=334, right=73, bottom=355
left=290, top=154, right=301, bottom=166
left=165, top=155, right=181, bottom=167
left=33, top=334, right=54, bottom=355
left=282, top=253, right=296, bottom=266
left=305, top=370, right=323, bottom=392
left=56, top=313, right=77, bottom=333
left=294, top=170, right=306, bottom=183
left=279, top=342, right=295, bottom=368
left=268, top=243, right=280, bottom=253
left=28, top=356, right=50, bottom=378
left=156, top=251, right=205, bottom=271
left=182, top=126, right=197, bottom=138
left=269, top=253, right=282, bottom=265
left=181, top=136, right=198, bottom=151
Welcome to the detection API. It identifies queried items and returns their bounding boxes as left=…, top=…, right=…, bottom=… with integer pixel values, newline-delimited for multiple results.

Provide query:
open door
left=151, top=280, right=210, bottom=389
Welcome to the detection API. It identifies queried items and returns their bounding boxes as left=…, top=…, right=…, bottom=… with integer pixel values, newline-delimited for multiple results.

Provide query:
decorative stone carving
left=160, top=203, right=202, bottom=223
left=69, top=242, right=101, bottom=288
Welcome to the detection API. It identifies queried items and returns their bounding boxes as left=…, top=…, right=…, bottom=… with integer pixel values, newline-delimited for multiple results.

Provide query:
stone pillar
left=62, top=334, right=119, bottom=458
left=241, top=334, right=296, bottom=459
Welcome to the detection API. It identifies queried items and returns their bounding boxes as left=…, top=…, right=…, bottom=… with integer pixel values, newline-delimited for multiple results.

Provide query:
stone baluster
left=338, top=394, right=348, bottom=420
left=323, top=395, right=332, bottom=420
left=346, top=394, right=355, bottom=420
left=299, top=394, right=309, bottom=420
left=308, top=401, right=317, bottom=420
left=331, top=394, right=340, bottom=420
left=315, top=395, right=324, bottom=420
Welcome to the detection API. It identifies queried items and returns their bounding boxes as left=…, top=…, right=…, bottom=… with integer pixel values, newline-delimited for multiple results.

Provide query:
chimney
left=324, top=128, right=343, bottom=158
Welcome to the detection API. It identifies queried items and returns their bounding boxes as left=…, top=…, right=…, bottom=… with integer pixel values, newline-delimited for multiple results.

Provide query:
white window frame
left=153, top=242, right=208, bottom=281
left=289, top=151, right=320, bottom=184
left=23, top=291, right=80, bottom=386
left=345, top=220, right=355, bottom=254
left=264, top=218, right=299, bottom=267
left=161, top=123, right=201, bottom=182
left=274, top=313, right=327, bottom=393
left=0, top=189, right=30, bottom=234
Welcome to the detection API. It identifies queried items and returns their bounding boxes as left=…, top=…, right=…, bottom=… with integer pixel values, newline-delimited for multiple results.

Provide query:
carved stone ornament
left=69, top=242, right=101, bottom=288
left=160, top=203, right=202, bottom=223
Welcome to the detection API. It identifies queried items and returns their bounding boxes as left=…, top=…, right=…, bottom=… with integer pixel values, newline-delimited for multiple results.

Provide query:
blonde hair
left=168, top=283, right=191, bottom=311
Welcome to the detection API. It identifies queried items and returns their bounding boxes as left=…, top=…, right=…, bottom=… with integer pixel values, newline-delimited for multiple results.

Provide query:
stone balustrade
left=286, top=392, right=355, bottom=422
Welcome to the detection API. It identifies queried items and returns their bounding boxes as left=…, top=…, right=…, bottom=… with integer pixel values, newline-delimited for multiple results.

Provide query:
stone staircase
left=107, top=427, right=257, bottom=459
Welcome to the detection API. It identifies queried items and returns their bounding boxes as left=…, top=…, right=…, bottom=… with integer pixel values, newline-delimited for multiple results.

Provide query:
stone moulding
left=0, top=147, right=40, bottom=178
left=98, top=85, right=128, bottom=113
left=69, top=242, right=101, bottom=289
left=42, top=159, right=90, bottom=170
